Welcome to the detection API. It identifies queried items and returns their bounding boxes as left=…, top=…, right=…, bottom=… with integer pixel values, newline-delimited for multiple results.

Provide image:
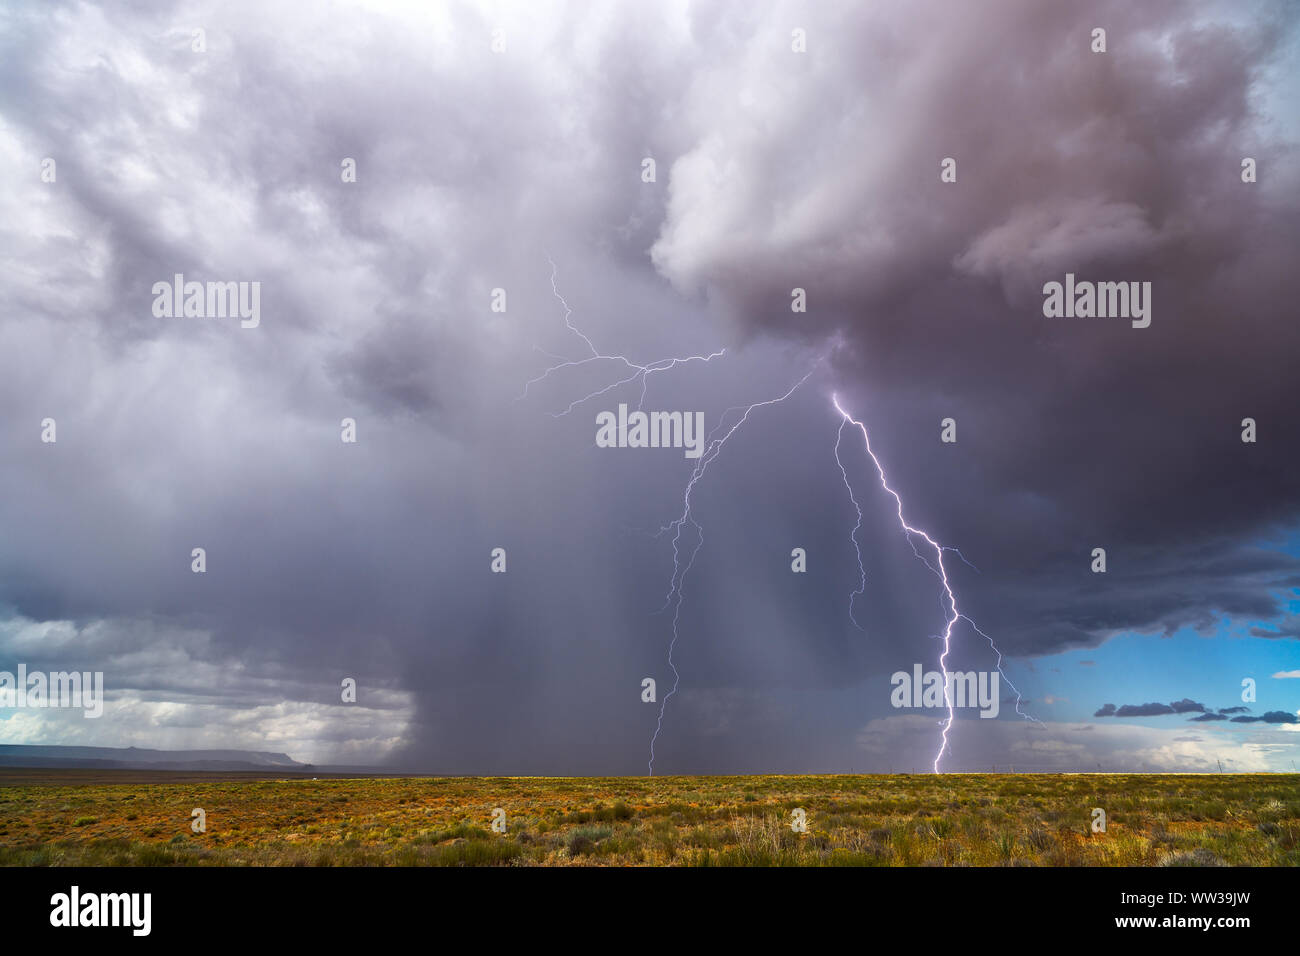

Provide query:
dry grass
left=0, top=773, right=1295, bottom=866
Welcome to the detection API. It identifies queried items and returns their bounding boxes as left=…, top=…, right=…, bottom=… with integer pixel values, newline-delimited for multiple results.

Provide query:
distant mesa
left=0, top=744, right=305, bottom=773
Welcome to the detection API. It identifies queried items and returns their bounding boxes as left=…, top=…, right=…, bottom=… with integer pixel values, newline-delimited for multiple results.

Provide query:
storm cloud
left=0, top=0, right=1297, bottom=772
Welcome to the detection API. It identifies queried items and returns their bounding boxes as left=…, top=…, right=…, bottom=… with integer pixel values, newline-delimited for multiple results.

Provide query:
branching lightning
left=519, top=259, right=1033, bottom=777
left=832, top=394, right=1036, bottom=773
left=960, top=614, right=1040, bottom=725
left=515, top=258, right=725, bottom=417
left=647, top=364, right=822, bottom=775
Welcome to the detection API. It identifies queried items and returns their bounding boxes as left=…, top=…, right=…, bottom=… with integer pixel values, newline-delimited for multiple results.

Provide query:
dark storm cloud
left=0, top=0, right=1297, bottom=772
left=650, top=0, right=1300, bottom=660
left=1190, top=712, right=1228, bottom=721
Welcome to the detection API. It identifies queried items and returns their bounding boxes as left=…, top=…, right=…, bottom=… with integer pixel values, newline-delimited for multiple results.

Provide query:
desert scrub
left=1, top=772, right=1294, bottom=866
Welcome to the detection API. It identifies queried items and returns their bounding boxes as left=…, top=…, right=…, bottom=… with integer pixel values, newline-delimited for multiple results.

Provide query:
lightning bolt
left=834, top=419, right=868, bottom=632
left=960, top=614, right=1040, bottom=725
left=515, top=258, right=726, bottom=417
left=832, top=393, right=1035, bottom=773
left=647, top=364, right=823, bottom=775
left=519, top=260, right=1031, bottom=777
left=514, top=259, right=767, bottom=777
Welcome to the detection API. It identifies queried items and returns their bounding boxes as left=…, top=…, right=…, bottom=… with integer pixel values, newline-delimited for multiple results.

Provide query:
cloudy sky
left=1, top=0, right=1298, bottom=773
